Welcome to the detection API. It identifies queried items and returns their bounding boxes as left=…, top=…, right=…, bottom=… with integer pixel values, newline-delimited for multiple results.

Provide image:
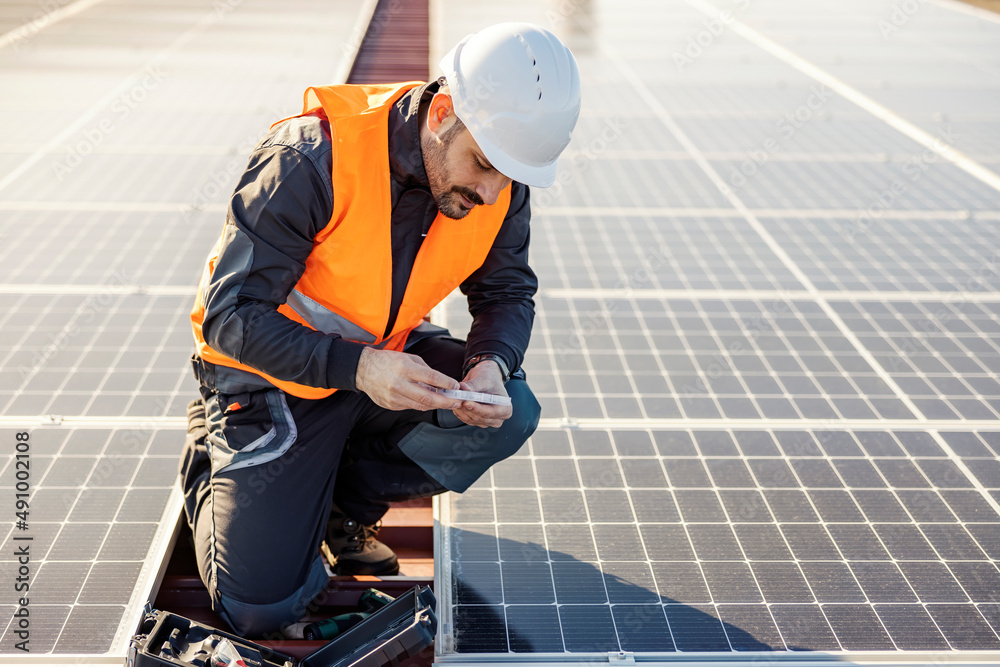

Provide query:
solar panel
left=441, top=427, right=1000, bottom=654
left=674, top=117, right=929, bottom=155
left=434, top=0, right=1000, bottom=662
left=449, top=296, right=918, bottom=422
left=530, top=214, right=804, bottom=291
left=707, top=160, right=1000, bottom=212
left=0, top=293, right=197, bottom=417
left=761, top=217, right=1000, bottom=293
left=834, top=301, right=1000, bottom=420
left=0, top=426, right=183, bottom=653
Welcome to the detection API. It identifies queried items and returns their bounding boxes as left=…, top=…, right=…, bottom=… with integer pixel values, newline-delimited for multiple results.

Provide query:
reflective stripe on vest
left=191, top=82, right=512, bottom=399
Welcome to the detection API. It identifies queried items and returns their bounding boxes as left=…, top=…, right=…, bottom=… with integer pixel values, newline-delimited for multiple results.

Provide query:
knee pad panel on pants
left=398, top=378, right=540, bottom=493
left=215, top=555, right=328, bottom=637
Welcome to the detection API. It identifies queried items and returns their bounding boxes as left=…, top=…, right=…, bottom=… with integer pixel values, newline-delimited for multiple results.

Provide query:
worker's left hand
left=452, top=360, right=512, bottom=428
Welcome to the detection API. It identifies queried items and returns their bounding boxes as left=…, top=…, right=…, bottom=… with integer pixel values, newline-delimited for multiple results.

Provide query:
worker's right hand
left=355, top=347, right=464, bottom=412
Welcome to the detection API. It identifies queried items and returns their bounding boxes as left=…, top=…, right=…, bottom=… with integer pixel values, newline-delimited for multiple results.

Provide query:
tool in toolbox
left=128, top=586, right=436, bottom=667
left=294, top=588, right=397, bottom=641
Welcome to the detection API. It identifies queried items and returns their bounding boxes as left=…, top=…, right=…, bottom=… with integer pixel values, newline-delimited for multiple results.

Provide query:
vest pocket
left=205, top=388, right=298, bottom=475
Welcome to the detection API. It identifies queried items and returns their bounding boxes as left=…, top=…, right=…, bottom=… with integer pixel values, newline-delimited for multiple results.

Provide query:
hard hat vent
left=515, top=32, right=544, bottom=105
left=439, top=22, right=581, bottom=187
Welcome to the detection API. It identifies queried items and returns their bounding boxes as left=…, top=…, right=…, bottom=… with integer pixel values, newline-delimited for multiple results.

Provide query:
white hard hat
left=439, top=22, right=582, bottom=188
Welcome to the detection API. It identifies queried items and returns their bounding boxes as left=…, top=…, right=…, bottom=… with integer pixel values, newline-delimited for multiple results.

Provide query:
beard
left=434, top=185, right=484, bottom=220
left=422, top=127, right=484, bottom=220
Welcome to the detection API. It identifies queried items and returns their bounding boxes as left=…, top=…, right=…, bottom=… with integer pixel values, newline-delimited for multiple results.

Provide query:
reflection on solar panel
left=0, top=0, right=369, bottom=659
left=434, top=0, right=1000, bottom=662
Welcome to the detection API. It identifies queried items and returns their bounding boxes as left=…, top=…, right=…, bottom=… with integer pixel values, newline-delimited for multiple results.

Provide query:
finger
left=461, top=401, right=511, bottom=420
left=410, top=363, right=461, bottom=390
left=452, top=409, right=478, bottom=426
left=453, top=405, right=491, bottom=426
left=455, top=407, right=506, bottom=429
left=405, top=382, right=463, bottom=411
left=380, top=379, right=460, bottom=412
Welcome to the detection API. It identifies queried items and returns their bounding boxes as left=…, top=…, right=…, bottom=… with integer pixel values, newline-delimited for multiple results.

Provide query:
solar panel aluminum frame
left=111, top=485, right=185, bottom=656
left=431, top=650, right=1000, bottom=667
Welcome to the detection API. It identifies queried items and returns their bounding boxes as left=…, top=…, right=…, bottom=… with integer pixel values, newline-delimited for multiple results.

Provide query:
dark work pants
left=178, top=335, right=540, bottom=638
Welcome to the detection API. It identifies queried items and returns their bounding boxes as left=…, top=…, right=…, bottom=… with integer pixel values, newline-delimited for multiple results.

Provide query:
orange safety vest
left=191, top=82, right=511, bottom=399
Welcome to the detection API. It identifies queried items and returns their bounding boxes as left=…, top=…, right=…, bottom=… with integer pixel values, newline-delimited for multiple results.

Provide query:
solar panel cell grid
left=539, top=158, right=733, bottom=210
left=532, top=214, right=803, bottom=291
left=0, top=294, right=198, bottom=417
left=675, top=117, right=929, bottom=155
left=762, top=217, right=1000, bottom=292
left=496, top=297, right=922, bottom=421
left=0, top=211, right=219, bottom=286
left=836, top=301, right=1000, bottom=420
left=446, top=428, right=1000, bottom=653
left=709, top=160, right=1000, bottom=212
left=0, top=426, right=185, bottom=652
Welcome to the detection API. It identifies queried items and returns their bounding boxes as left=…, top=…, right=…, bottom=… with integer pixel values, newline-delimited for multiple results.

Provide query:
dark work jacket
left=198, top=81, right=537, bottom=393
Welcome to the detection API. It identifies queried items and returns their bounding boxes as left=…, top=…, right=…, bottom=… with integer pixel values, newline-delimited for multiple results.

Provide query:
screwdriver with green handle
left=284, top=588, right=397, bottom=640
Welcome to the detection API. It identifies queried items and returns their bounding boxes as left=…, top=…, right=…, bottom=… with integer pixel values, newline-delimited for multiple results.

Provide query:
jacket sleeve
left=459, top=182, right=538, bottom=375
left=200, top=143, right=366, bottom=391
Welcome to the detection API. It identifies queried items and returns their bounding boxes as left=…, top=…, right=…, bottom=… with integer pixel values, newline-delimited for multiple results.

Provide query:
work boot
left=322, top=504, right=399, bottom=576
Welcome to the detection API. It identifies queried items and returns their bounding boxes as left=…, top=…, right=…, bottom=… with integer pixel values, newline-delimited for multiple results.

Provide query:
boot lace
left=346, top=520, right=382, bottom=548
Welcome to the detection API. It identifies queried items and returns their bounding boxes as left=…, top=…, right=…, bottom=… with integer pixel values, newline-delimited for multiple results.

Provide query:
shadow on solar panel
left=446, top=533, right=806, bottom=654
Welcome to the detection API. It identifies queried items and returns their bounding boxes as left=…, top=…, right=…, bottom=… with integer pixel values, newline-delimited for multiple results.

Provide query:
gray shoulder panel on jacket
left=258, top=113, right=334, bottom=206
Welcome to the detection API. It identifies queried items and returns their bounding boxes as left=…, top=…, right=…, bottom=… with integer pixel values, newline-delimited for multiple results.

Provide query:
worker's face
left=423, top=117, right=512, bottom=220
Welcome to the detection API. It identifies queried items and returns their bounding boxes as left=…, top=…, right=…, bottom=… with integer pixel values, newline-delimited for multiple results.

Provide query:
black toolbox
left=127, top=586, right=436, bottom=667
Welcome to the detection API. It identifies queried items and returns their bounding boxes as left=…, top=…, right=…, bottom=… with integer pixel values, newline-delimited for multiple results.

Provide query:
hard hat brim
left=469, top=126, right=560, bottom=188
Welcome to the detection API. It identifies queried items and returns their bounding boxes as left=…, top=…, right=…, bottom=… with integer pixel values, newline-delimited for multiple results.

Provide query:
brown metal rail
left=153, top=498, right=435, bottom=656
left=348, top=0, right=430, bottom=84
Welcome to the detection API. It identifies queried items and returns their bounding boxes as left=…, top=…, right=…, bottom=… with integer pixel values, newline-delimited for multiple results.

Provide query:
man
left=179, top=22, right=581, bottom=636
